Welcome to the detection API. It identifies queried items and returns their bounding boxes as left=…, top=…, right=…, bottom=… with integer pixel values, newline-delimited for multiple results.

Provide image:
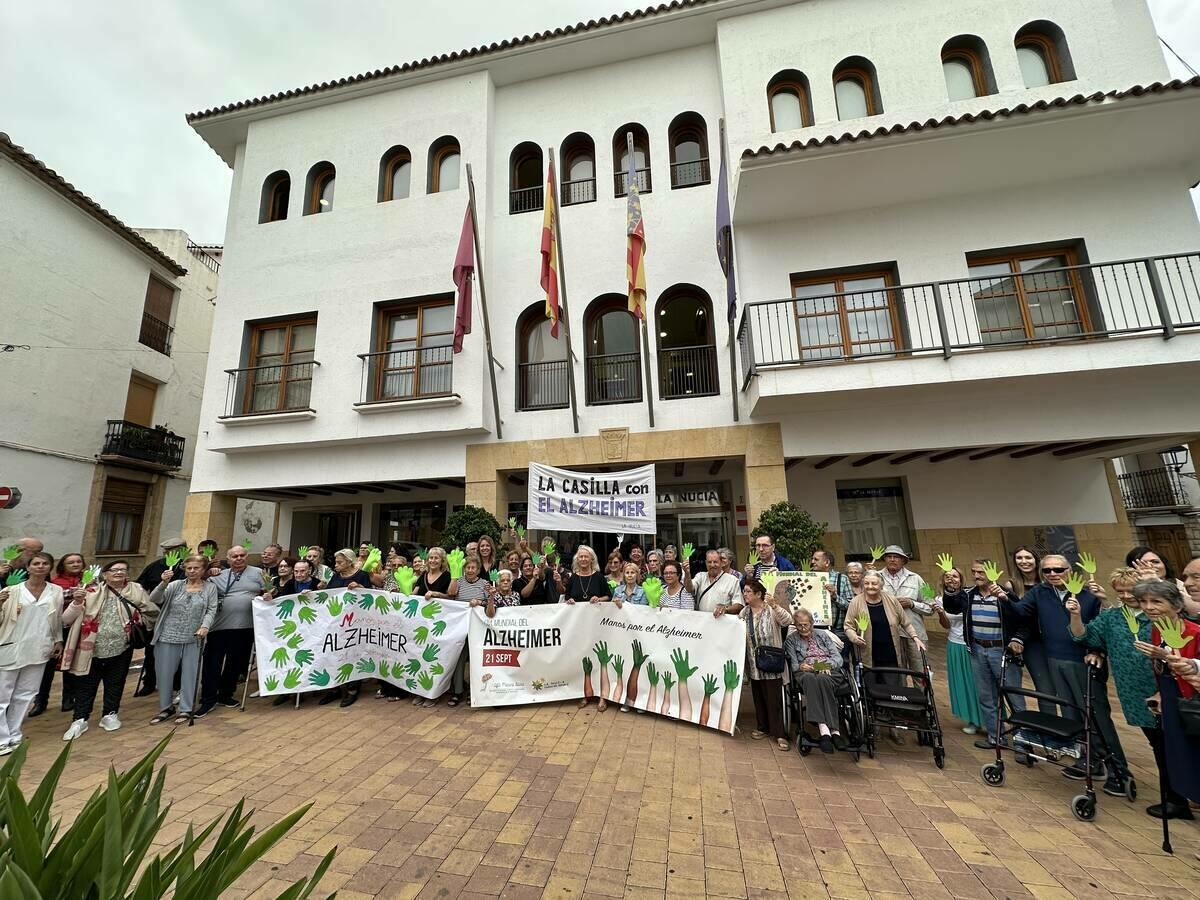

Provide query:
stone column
left=743, top=423, right=788, bottom=534
left=465, top=445, right=504, bottom=517
left=182, top=492, right=236, bottom=551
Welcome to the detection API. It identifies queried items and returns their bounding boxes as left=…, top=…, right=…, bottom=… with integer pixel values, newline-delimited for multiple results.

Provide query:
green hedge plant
left=750, top=501, right=828, bottom=567
left=441, top=505, right=503, bottom=552
left=0, top=735, right=334, bottom=899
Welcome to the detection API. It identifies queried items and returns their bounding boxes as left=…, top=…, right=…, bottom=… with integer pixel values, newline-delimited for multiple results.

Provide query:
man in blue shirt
left=744, top=534, right=796, bottom=579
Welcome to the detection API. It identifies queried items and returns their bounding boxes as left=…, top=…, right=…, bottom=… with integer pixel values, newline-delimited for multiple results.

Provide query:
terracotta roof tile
left=740, top=77, right=1200, bottom=160
left=186, top=0, right=717, bottom=123
left=0, top=132, right=187, bottom=277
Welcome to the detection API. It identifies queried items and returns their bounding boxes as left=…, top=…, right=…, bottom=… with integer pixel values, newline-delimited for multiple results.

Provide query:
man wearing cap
left=132, top=538, right=190, bottom=698
left=876, top=545, right=932, bottom=669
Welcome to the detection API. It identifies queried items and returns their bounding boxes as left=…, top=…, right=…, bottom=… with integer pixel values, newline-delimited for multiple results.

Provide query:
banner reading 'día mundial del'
left=526, top=462, right=656, bottom=534
left=251, top=590, right=469, bottom=699
left=468, top=603, right=746, bottom=734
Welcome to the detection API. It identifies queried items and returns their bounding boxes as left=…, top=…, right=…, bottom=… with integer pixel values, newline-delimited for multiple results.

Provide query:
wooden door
left=1145, top=526, right=1192, bottom=579
left=123, top=374, right=158, bottom=426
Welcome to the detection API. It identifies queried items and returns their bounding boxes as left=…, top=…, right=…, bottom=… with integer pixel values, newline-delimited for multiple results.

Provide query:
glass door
left=655, top=520, right=679, bottom=554
left=677, top=513, right=728, bottom=567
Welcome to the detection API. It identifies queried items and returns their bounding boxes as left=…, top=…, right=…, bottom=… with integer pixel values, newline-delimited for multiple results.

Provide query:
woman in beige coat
left=61, top=560, right=158, bottom=741
left=0, top=552, right=63, bottom=753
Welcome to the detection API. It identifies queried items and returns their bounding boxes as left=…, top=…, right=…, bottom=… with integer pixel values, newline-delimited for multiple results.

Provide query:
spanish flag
left=625, top=153, right=646, bottom=319
left=539, top=157, right=561, bottom=338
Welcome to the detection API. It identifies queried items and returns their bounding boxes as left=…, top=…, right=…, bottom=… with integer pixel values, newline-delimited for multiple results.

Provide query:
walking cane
left=240, top=650, right=256, bottom=711
left=1156, top=713, right=1173, bottom=854
left=189, top=635, right=206, bottom=728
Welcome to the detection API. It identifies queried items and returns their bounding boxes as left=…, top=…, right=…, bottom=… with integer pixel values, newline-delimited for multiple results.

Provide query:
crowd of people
left=2, top=531, right=1198, bottom=822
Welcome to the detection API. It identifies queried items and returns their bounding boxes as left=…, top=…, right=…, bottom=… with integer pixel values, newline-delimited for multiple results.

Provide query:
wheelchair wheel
left=1071, top=794, right=1096, bottom=821
left=934, top=748, right=945, bottom=769
left=981, top=763, right=1004, bottom=787
left=1125, top=778, right=1137, bottom=802
left=798, top=742, right=811, bottom=757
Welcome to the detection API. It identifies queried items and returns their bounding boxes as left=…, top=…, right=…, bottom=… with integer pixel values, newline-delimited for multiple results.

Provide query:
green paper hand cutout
left=394, top=566, right=417, bottom=595
left=919, top=584, right=935, bottom=601
left=488, top=569, right=501, bottom=585
left=201, top=545, right=216, bottom=559
left=309, top=669, right=330, bottom=687
left=812, top=660, right=832, bottom=672
left=1121, top=605, right=1141, bottom=636
left=417, top=549, right=429, bottom=561
left=508, top=516, right=517, bottom=528
left=870, top=545, right=885, bottom=562
left=516, top=525, right=526, bottom=539
left=2, top=546, right=21, bottom=562
left=936, top=553, right=954, bottom=573
left=542, top=540, right=557, bottom=557
left=282, top=667, right=302, bottom=689
left=1064, top=572, right=1087, bottom=596
left=270, top=648, right=289, bottom=668
left=760, top=570, right=779, bottom=596
left=642, top=577, right=664, bottom=608
left=275, top=600, right=294, bottom=620
left=273, top=621, right=297, bottom=639
left=265, top=675, right=278, bottom=691
left=608, top=578, right=618, bottom=592
left=982, top=561, right=1004, bottom=584
left=81, top=564, right=101, bottom=587
left=855, top=613, right=870, bottom=633
left=5, top=571, right=28, bottom=587
left=531, top=552, right=544, bottom=566
left=747, top=551, right=759, bottom=567
left=1156, top=617, right=1194, bottom=650
left=298, top=545, right=309, bottom=558
left=335, top=663, right=353, bottom=684
left=164, top=549, right=183, bottom=568
left=681, top=543, right=694, bottom=561
left=420, top=601, right=442, bottom=619
left=1076, top=552, right=1097, bottom=576
left=243, top=539, right=253, bottom=552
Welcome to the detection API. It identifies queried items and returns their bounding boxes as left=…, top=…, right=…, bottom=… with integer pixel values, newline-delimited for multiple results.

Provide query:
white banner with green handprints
left=251, top=590, right=469, bottom=698
left=468, top=603, right=746, bottom=734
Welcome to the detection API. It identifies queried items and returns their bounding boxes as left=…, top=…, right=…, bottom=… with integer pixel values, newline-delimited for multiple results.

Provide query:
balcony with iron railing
left=138, top=311, right=173, bottom=356
left=659, top=345, right=719, bottom=400
left=585, top=352, right=642, bottom=405
left=220, top=360, right=320, bottom=419
left=509, top=184, right=544, bottom=215
left=1118, top=466, right=1195, bottom=512
left=357, top=346, right=454, bottom=405
left=561, top=178, right=596, bottom=206
left=186, top=239, right=221, bottom=274
left=737, top=252, right=1200, bottom=391
left=613, top=167, right=651, bottom=196
left=101, top=420, right=185, bottom=470
left=518, top=360, right=570, bottom=411
left=670, top=158, right=710, bottom=189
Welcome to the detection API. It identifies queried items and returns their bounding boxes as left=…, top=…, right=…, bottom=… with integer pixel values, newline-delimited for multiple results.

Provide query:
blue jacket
left=753, top=553, right=796, bottom=575
left=1013, top=582, right=1101, bottom=662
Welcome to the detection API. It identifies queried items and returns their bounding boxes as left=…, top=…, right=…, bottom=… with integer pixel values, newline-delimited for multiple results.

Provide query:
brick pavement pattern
left=13, top=641, right=1200, bottom=899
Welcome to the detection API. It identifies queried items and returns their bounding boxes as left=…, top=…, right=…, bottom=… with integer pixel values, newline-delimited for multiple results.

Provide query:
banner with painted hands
left=251, top=590, right=470, bottom=698
left=468, top=602, right=746, bottom=734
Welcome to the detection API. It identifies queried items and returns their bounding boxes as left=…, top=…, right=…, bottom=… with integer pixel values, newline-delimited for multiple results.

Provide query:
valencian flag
left=451, top=202, right=474, bottom=353
left=539, top=157, right=561, bottom=338
left=715, top=152, right=736, bottom=324
left=625, top=152, right=647, bottom=319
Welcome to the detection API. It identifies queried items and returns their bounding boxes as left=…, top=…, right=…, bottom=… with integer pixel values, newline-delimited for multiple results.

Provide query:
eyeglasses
left=1042, top=566, right=1068, bottom=574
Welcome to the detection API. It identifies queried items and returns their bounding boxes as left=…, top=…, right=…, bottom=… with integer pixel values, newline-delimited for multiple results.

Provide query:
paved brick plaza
left=15, top=641, right=1200, bottom=899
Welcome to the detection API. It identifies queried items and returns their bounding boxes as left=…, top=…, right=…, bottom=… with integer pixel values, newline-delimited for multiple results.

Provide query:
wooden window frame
left=1015, top=33, right=1063, bottom=85
left=767, top=80, right=813, bottom=131
left=374, top=301, right=454, bottom=401
left=244, top=317, right=317, bottom=414
left=966, top=246, right=1091, bottom=343
left=264, top=175, right=290, bottom=223
left=380, top=148, right=411, bottom=202
left=941, top=48, right=986, bottom=99
left=96, top=478, right=149, bottom=555
left=306, top=166, right=335, bottom=214
left=833, top=68, right=879, bottom=118
left=430, top=143, right=460, bottom=193
left=790, top=268, right=902, bottom=360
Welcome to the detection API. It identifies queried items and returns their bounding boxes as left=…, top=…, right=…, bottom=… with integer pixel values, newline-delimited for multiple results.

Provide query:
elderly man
left=131, top=537, right=190, bottom=698
left=0, top=536, right=42, bottom=583
left=259, top=543, right=284, bottom=581
left=876, top=545, right=932, bottom=666
left=690, top=549, right=743, bottom=616
left=744, top=534, right=796, bottom=579
left=810, top=550, right=853, bottom=631
left=304, top=545, right=332, bottom=583
left=196, top=546, right=266, bottom=718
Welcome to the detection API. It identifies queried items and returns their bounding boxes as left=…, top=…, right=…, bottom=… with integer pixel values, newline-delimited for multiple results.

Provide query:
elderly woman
left=844, top=572, right=924, bottom=744
left=417, top=548, right=452, bottom=599
left=933, top=566, right=984, bottom=736
left=39, top=552, right=87, bottom=715
left=739, top=577, right=792, bottom=750
left=658, top=561, right=694, bottom=610
left=564, top=545, right=613, bottom=711
left=0, top=552, right=63, bottom=753
left=149, top=555, right=217, bottom=724
left=61, top=560, right=159, bottom=741
left=645, top=549, right=664, bottom=583
left=1134, top=580, right=1200, bottom=818
left=784, top=608, right=846, bottom=752
left=845, top=561, right=865, bottom=594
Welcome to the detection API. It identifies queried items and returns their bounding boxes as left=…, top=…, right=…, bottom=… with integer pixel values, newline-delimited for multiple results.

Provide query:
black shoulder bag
left=113, top=588, right=151, bottom=650
left=749, top=608, right=786, bottom=674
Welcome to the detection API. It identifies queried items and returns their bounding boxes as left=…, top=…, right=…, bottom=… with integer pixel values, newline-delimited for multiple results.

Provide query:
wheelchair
left=787, top=639, right=869, bottom=761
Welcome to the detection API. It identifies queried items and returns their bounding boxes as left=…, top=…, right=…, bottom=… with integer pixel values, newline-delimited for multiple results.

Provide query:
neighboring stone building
left=0, top=133, right=218, bottom=570
left=182, top=0, right=1200, bottom=584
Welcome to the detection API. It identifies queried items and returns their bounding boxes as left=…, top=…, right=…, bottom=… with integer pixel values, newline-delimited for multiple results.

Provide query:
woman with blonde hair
left=564, top=545, right=612, bottom=711
left=0, top=552, right=63, bottom=753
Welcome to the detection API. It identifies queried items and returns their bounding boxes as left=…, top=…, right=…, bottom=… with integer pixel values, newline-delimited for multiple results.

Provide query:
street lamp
left=1162, top=446, right=1189, bottom=472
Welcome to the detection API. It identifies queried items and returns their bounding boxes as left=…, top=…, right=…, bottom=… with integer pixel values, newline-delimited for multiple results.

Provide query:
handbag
left=113, top=590, right=151, bottom=650
left=749, top=609, right=786, bottom=674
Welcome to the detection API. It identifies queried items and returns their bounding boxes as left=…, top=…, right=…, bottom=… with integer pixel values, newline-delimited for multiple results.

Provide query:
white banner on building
left=526, top=462, right=656, bottom=534
left=468, top=603, right=745, bottom=734
left=251, top=591, right=469, bottom=698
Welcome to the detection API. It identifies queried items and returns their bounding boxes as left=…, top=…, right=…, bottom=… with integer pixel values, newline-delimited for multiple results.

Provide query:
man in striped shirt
left=942, top=560, right=1026, bottom=749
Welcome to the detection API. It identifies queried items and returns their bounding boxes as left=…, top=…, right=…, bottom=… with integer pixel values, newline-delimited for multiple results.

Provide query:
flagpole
left=718, top=118, right=740, bottom=423
left=465, top=163, right=503, bottom=440
left=547, top=149, right=581, bottom=435
left=627, top=131, right=655, bottom=429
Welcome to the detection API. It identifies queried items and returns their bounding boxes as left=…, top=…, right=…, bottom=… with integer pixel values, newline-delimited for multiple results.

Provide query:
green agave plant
left=0, top=736, right=335, bottom=899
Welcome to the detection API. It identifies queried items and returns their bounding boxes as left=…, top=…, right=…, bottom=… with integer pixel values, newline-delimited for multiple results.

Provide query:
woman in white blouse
left=658, top=561, right=695, bottom=610
left=0, top=552, right=63, bottom=753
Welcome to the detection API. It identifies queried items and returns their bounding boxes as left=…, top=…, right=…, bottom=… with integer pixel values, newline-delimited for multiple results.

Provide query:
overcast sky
left=1, top=0, right=1196, bottom=244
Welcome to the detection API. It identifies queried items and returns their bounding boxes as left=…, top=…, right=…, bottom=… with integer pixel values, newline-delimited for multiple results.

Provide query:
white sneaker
left=962, top=725, right=978, bottom=735
left=63, top=719, right=89, bottom=741
left=0, top=744, right=14, bottom=756
left=99, top=713, right=122, bottom=732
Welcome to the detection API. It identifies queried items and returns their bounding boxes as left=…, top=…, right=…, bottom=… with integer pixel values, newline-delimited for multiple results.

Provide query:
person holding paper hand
left=785, top=608, right=847, bottom=752
left=810, top=550, right=853, bottom=632
left=148, top=556, right=217, bottom=724
left=612, top=563, right=648, bottom=606
left=740, top=576, right=792, bottom=751
left=133, top=537, right=190, bottom=699
left=40, top=553, right=88, bottom=715
left=658, top=561, right=695, bottom=611
left=744, top=534, right=796, bottom=580
left=0, top=537, right=43, bottom=585
left=691, top=550, right=741, bottom=617
left=932, top=563, right=985, bottom=738
left=875, top=545, right=931, bottom=670
left=196, top=546, right=264, bottom=718
left=0, top=552, right=63, bottom=753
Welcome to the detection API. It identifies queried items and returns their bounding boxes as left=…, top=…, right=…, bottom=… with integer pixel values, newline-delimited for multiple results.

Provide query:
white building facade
left=184, top=0, right=1200, bottom=582
left=0, top=134, right=218, bottom=569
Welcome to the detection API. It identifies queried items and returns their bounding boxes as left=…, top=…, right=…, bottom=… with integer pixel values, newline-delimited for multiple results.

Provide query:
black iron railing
left=670, top=158, right=710, bottom=189
left=186, top=240, right=221, bottom=273
left=614, top=167, right=652, bottom=196
left=1118, top=466, right=1193, bottom=511
left=585, top=352, right=642, bottom=405
left=222, top=361, right=319, bottom=417
left=509, top=185, right=544, bottom=215
left=561, top=178, right=596, bottom=206
left=518, top=360, right=570, bottom=410
left=102, top=420, right=185, bottom=469
left=138, top=312, right=173, bottom=356
left=737, top=252, right=1200, bottom=389
left=659, top=345, right=719, bottom=399
left=358, top=347, right=453, bottom=404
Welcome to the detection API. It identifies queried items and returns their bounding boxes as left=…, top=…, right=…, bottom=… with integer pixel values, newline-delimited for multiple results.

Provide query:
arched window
left=833, top=57, right=883, bottom=120
left=560, top=132, right=596, bottom=206
left=303, top=162, right=335, bottom=215
left=655, top=285, right=718, bottom=399
left=584, top=294, right=642, bottom=405
left=509, top=142, right=544, bottom=214
left=1015, top=21, right=1075, bottom=87
left=767, top=70, right=814, bottom=132
left=668, top=112, right=710, bottom=189
left=516, top=303, right=569, bottom=410
left=612, top=124, right=651, bottom=196
left=428, top=136, right=460, bottom=193
left=378, top=146, right=411, bottom=202
left=259, top=171, right=290, bottom=223
left=941, top=35, right=997, bottom=100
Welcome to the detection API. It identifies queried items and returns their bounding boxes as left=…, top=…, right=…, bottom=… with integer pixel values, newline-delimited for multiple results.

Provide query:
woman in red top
left=35, top=554, right=88, bottom=715
left=1134, top=579, right=1200, bottom=813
